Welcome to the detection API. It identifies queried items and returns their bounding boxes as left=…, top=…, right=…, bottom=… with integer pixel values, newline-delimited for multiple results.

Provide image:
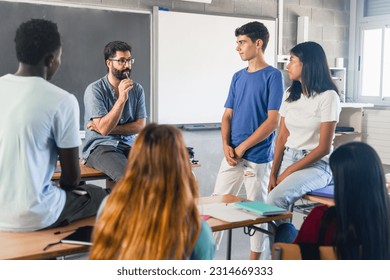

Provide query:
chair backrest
left=272, top=242, right=337, bottom=260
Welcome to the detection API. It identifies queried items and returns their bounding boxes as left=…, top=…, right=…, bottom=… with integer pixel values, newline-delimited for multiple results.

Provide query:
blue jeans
left=85, top=143, right=130, bottom=182
left=267, top=147, right=333, bottom=212
left=275, top=223, right=298, bottom=243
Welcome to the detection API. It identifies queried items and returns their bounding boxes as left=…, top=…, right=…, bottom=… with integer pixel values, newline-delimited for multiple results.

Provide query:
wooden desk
left=0, top=217, right=95, bottom=260
left=0, top=194, right=288, bottom=260
left=303, top=194, right=335, bottom=206
left=198, top=194, right=292, bottom=260
left=304, top=182, right=390, bottom=207
left=198, top=194, right=292, bottom=231
left=52, top=163, right=109, bottom=181
left=52, top=162, right=200, bottom=181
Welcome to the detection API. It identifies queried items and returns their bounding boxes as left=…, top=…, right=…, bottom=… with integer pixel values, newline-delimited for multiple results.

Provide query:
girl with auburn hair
left=89, top=123, right=215, bottom=260
left=295, top=142, right=390, bottom=259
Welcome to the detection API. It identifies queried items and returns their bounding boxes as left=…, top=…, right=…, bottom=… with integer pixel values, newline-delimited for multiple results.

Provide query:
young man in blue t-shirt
left=213, top=21, right=284, bottom=260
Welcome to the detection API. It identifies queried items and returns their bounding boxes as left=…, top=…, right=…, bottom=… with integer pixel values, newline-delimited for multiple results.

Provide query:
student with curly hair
left=0, top=19, right=108, bottom=231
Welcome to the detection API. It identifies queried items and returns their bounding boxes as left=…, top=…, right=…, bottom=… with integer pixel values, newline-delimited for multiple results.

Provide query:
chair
left=272, top=242, right=337, bottom=260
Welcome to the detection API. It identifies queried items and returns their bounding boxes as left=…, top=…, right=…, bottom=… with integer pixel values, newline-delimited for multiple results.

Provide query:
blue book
left=234, top=201, right=286, bottom=216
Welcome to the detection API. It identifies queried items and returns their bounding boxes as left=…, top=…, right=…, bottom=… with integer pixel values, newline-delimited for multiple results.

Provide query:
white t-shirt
left=279, top=90, right=341, bottom=153
left=0, top=74, right=81, bottom=231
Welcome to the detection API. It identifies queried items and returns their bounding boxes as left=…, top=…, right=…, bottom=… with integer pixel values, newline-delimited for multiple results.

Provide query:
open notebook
left=198, top=203, right=262, bottom=222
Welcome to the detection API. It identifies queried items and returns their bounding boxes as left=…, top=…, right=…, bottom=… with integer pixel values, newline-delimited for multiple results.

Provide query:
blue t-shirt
left=82, top=75, right=147, bottom=160
left=224, top=66, right=284, bottom=163
left=189, top=220, right=215, bottom=260
left=0, top=75, right=81, bottom=231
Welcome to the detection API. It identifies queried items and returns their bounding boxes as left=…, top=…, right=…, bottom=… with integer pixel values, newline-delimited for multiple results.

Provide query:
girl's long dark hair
left=287, top=41, right=339, bottom=102
left=329, top=142, right=390, bottom=259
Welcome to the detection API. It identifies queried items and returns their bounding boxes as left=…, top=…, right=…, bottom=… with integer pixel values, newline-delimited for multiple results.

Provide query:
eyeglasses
left=109, top=57, right=135, bottom=66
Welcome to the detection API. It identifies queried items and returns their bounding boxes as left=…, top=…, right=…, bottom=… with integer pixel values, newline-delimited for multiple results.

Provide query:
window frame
left=350, top=0, right=390, bottom=105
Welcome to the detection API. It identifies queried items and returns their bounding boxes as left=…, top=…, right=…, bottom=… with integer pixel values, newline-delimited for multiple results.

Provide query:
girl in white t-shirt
left=267, top=41, right=341, bottom=214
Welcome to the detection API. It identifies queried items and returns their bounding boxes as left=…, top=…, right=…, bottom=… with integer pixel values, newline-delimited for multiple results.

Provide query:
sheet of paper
left=198, top=203, right=262, bottom=222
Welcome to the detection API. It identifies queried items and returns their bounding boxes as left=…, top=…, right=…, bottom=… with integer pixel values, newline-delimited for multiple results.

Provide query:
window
left=360, top=28, right=382, bottom=97
left=353, top=0, right=390, bottom=104
left=384, top=28, right=390, bottom=98
left=364, top=0, right=390, bottom=17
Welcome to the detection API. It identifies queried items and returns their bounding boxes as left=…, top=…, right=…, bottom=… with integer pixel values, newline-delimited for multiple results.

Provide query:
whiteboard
left=154, top=10, right=276, bottom=125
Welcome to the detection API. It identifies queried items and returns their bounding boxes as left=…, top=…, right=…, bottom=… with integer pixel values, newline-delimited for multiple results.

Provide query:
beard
left=111, top=67, right=131, bottom=80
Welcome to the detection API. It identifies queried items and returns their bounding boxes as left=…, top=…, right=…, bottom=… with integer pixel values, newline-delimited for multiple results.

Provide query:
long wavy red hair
left=89, top=123, right=201, bottom=259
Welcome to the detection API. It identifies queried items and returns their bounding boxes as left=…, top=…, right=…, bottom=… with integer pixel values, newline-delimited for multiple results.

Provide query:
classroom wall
left=25, top=0, right=350, bottom=195
left=41, top=0, right=350, bottom=67
left=363, top=108, right=390, bottom=166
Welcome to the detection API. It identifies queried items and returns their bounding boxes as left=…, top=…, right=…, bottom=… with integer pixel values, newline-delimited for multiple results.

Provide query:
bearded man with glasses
left=82, top=41, right=147, bottom=185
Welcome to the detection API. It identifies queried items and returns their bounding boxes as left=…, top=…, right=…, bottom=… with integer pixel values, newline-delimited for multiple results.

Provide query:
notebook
left=61, top=226, right=94, bottom=246
left=306, top=184, right=334, bottom=198
left=234, top=201, right=286, bottom=216
left=198, top=203, right=261, bottom=222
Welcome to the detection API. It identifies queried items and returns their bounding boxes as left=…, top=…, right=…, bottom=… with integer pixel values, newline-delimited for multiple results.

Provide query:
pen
left=54, top=228, right=78, bottom=235
left=125, top=72, right=134, bottom=87
left=125, top=72, right=131, bottom=79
